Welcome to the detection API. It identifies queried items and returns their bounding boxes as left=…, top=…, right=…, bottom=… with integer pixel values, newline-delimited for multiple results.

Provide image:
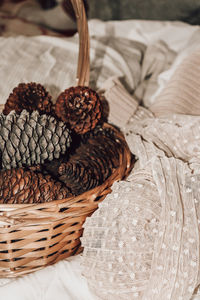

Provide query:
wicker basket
left=0, top=0, right=133, bottom=277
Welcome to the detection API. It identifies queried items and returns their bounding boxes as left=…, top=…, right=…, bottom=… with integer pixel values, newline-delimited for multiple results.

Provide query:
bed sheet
left=0, top=19, right=200, bottom=300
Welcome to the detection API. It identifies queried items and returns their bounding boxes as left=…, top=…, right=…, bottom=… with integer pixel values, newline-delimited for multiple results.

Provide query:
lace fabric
left=81, top=49, right=200, bottom=299
left=82, top=172, right=160, bottom=299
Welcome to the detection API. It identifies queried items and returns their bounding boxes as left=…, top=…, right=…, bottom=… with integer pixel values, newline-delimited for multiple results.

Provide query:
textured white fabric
left=0, top=34, right=144, bottom=105
left=150, top=48, right=200, bottom=116
left=88, top=19, right=198, bottom=52
left=81, top=50, right=200, bottom=299
left=82, top=171, right=161, bottom=299
left=0, top=255, right=98, bottom=300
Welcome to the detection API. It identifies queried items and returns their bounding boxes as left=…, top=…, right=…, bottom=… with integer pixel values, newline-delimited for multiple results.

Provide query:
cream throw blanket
left=81, top=50, right=200, bottom=299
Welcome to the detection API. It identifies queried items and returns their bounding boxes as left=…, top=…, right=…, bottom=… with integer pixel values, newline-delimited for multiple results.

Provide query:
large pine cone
left=58, top=126, right=122, bottom=195
left=3, top=82, right=54, bottom=115
left=55, top=86, right=102, bottom=135
left=0, top=110, right=72, bottom=169
left=0, top=167, right=71, bottom=204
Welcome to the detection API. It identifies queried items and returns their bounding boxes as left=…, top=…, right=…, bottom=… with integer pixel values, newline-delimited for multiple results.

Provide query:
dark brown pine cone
left=0, top=167, right=72, bottom=204
left=58, top=127, right=122, bottom=195
left=55, top=86, right=102, bottom=135
left=3, top=82, right=54, bottom=115
left=59, top=161, right=99, bottom=196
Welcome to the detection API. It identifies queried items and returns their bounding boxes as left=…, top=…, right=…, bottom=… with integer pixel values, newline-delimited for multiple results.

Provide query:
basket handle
left=70, top=0, right=90, bottom=87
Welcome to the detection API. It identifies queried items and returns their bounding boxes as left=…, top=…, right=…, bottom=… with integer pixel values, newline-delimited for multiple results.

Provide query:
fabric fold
left=82, top=48, right=200, bottom=300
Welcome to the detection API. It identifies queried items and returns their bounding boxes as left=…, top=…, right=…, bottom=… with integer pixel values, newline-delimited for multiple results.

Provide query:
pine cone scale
left=0, top=167, right=72, bottom=204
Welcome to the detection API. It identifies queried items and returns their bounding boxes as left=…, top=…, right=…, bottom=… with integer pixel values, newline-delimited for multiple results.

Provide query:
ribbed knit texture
left=150, top=51, right=200, bottom=116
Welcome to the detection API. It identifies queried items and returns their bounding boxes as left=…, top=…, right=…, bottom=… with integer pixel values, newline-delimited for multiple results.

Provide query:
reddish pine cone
left=55, top=86, right=102, bottom=134
left=3, top=82, right=53, bottom=115
left=0, top=167, right=72, bottom=204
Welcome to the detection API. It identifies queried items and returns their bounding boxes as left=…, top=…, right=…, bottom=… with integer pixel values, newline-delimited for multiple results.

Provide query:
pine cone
left=0, top=110, right=72, bottom=169
left=55, top=86, right=102, bottom=134
left=3, top=82, right=54, bottom=115
left=81, top=125, right=117, bottom=143
left=58, top=127, right=121, bottom=195
left=59, top=161, right=99, bottom=195
left=0, top=167, right=71, bottom=204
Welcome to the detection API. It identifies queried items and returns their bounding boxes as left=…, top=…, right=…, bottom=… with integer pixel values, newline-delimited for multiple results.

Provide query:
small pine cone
left=58, top=128, right=121, bottom=195
left=55, top=86, right=102, bottom=134
left=0, top=110, right=72, bottom=169
left=0, top=167, right=72, bottom=204
left=3, top=82, right=54, bottom=115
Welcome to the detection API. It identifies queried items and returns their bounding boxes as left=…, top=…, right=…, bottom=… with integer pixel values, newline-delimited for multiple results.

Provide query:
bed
left=0, top=2, right=200, bottom=299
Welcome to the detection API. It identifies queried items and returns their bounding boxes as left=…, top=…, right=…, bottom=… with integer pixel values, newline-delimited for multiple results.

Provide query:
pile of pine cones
left=0, top=82, right=122, bottom=204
